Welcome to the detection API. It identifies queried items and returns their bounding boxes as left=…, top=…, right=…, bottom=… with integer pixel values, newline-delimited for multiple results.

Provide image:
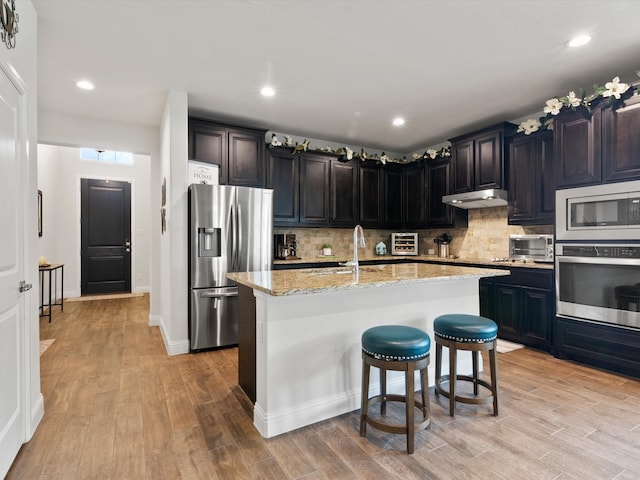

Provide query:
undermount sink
left=308, top=266, right=381, bottom=275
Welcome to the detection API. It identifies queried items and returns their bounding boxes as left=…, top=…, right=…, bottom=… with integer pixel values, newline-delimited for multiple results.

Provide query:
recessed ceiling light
left=567, top=35, right=592, bottom=48
left=261, top=86, right=275, bottom=97
left=392, top=117, right=405, bottom=126
left=76, top=80, right=94, bottom=90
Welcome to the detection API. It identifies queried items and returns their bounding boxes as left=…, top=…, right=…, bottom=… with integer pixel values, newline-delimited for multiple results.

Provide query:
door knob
left=125, top=240, right=131, bottom=247
left=19, top=280, right=32, bottom=292
left=125, top=248, right=131, bottom=253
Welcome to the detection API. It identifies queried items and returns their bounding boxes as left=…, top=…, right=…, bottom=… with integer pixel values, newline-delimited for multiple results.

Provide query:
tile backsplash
left=275, top=206, right=552, bottom=260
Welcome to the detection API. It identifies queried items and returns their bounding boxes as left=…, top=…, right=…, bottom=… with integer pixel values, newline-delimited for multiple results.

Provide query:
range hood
left=442, top=188, right=508, bottom=209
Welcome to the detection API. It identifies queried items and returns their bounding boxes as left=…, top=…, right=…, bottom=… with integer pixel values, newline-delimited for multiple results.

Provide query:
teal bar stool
left=433, top=314, right=499, bottom=417
left=360, top=325, right=431, bottom=454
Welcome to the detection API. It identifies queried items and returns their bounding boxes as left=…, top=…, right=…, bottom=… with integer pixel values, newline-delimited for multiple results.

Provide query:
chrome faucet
left=340, top=224, right=366, bottom=272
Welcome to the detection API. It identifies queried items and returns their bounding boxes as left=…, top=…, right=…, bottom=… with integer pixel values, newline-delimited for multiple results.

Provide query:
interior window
left=80, top=148, right=133, bottom=165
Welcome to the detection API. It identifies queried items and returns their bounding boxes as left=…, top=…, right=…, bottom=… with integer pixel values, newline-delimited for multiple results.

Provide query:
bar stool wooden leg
left=420, top=365, right=429, bottom=421
left=380, top=367, right=387, bottom=415
left=360, top=353, right=370, bottom=437
left=406, top=362, right=415, bottom=454
left=489, top=342, right=499, bottom=415
left=449, top=343, right=457, bottom=417
left=435, top=342, right=442, bottom=390
left=472, top=349, right=479, bottom=396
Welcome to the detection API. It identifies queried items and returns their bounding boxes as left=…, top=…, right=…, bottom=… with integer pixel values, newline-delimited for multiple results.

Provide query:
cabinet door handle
left=19, top=280, right=32, bottom=292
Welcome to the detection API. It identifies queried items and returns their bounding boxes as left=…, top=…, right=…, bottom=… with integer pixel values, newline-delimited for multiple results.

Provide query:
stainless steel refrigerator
left=188, top=184, right=273, bottom=351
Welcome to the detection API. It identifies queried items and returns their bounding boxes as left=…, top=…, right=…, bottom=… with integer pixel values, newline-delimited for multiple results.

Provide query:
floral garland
left=268, top=133, right=452, bottom=164
left=268, top=133, right=408, bottom=164
left=411, top=146, right=451, bottom=162
left=517, top=70, right=640, bottom=135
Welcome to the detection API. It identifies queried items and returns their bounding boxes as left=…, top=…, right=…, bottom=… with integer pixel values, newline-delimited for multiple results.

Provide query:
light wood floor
left=7, top=294, right=640, bottom=479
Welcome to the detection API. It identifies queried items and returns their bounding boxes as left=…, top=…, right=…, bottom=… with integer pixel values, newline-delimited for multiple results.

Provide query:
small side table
left=39, top=263, right=64, bottom=323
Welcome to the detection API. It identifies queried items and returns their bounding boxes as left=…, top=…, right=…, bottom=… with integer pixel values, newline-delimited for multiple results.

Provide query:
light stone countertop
left=274, top=254, right=554, bottom=270
left=227, top=262, right=510, bottom=296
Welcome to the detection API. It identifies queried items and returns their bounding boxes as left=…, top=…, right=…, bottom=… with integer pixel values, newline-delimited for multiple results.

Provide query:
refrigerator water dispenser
left=198, top=227, right=221, bottom=257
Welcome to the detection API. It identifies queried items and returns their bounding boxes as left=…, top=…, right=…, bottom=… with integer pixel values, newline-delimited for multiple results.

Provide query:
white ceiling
left=32, top=0, right=640, bottom=153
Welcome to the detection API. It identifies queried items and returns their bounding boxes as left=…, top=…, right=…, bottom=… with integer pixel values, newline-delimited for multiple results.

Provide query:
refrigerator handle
left=231, top=204, right=240, bottom=272
left=231, top=204, right=238, bottom=271
left=200, top=291, right=238, bottom=298
left=236, top=202, right=242, bottom=269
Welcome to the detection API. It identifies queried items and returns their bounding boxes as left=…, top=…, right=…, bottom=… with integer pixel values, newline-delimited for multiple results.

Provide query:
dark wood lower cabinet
left=554, top=316, right=640, bottom=380
left=480, top=268, right=554, bottom=352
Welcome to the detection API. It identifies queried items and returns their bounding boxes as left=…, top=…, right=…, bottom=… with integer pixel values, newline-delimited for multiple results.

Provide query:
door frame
left=76, top=174, right=137, bottom=296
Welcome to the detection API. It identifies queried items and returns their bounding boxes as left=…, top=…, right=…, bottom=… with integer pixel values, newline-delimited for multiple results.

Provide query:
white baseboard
left=27, top=393, right=45, bottom=441
left=148, top=313, right=160, bottom=327
left=157, top=317, right=189, bottom=356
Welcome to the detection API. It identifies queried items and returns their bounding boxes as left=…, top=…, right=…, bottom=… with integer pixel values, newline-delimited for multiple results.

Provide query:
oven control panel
left=560, top=245, right=640, bottom=258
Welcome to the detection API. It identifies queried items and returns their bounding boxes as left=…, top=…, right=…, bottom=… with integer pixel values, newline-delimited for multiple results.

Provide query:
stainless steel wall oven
left=555, top=243, right=640, bottom=329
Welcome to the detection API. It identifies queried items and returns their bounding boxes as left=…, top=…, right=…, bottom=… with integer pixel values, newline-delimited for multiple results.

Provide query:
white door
left=0, top=66, right=27, bottom=478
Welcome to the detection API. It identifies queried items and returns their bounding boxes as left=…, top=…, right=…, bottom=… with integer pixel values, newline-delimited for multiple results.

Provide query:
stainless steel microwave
left=556, top=180, right=640, bottom=241
left=509, top=234, right=554, bottom=262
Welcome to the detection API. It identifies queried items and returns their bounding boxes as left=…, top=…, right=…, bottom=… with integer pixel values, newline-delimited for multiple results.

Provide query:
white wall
left=158, top=90, right=189, bottom=355
left=37, top=144, right=151, bottom=297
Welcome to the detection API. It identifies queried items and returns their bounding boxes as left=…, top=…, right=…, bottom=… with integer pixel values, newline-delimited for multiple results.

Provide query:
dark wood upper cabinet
left=330, top=159, right=358, bottom=227
left=554, top=106, right=602, bottom=188
left=451, top=138, right=474, bottom=193
left=555, top=94, right=640, bottom=189
left=475, top=129, right=506, bottom=190
left=383, top=164, right=403, bottom=229
left=299, top=153, right=330, bottom=226
left=508, top=130, right=554, bottom=225
left=228, top=129, right=265, bottom=187
left=403, top=162, right=426, bottom=228
left=450, top=122, right=517, bottom=194
left=188, top=119, right=228, bottom=183
left=359, top=162, right=383, bottom=227
left=426, top=158, right=466, bottom=228
left=602, top=94, right=640, bottom=182
left=267, top=146, right=299, bottom=225
left=188, top=117, right=266, bottom=187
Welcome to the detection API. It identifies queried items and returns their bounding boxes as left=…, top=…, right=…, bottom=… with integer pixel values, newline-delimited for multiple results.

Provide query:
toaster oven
left=509, top=234, right=554, bottom=262
left=391, top=233, right=418, bottom=256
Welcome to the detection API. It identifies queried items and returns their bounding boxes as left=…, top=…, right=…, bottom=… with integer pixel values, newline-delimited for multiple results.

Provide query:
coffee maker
left=274, top=233, right=297, bottom=259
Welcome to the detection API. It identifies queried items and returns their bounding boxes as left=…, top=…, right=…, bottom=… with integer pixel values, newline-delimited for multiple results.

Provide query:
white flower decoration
left=284, top=135, right=293, bottom=147
left=517, top=118, right=542, bottom=135
left=412, top=153, right=421, bottom=160
left=442, top=149, right=451, bottom=157
left=345, top=147, right=353, bottom=160
left=380, top=153, right=389, bottom=165
left=603, top=76, right=630, bottom=100
left=567, top=91, right=581, bottom=108
left=543, top=98, right=563, bottom=115
left=427, top=148, right=438, bottom=159
left=270, top=133, right=282, bottom=147
left=544, top=117, right=554, bottom=130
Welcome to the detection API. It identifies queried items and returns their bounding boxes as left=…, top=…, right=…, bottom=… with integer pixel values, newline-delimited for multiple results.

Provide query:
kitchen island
left=228, top=263, right=509, bottom=438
